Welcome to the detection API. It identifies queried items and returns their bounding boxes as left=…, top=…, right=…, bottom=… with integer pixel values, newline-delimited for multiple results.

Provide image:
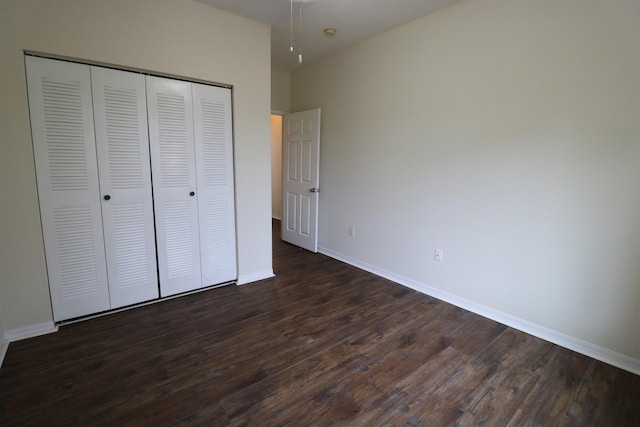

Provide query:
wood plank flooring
left=1, top=220, right=639, bottom=426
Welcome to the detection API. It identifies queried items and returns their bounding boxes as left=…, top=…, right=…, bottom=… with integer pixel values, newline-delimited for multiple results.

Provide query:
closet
left=26, top=56, right=237, bottom=322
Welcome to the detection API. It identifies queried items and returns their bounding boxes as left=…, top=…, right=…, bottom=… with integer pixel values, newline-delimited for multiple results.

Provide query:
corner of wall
left=237, top=270, right=275, bottom=285
left=271, top=67, right=291, bottom=113
left=4, top=322, right=58, bottom=343
left=0, top=335, right=8, bottom=370
left=0, top=293, right=7, bottom=369
left=0, top=322, right=60, bottom=371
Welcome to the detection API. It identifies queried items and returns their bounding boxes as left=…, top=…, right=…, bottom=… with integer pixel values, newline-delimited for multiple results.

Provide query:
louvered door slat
left=147, top=76, right=202, bottom=297
left=26, top=56, right=110, bottom=321
left=163, top=201, right=198, bottom=277
left=193, top=83, right=237, bottom=285
left=91, top=66, right=159, bottom=308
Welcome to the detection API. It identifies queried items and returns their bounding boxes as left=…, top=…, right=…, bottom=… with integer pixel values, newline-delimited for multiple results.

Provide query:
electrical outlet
left=434, top=248, right=444, bottom=262
left=348, top=226, right=355, bottom=238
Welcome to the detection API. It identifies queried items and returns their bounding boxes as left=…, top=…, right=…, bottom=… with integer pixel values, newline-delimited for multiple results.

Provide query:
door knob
left=309, top=188, right=319, bottom=193
left=103, top=195, right=111, bottom=200
left=189, top=191, right=195, bottom=196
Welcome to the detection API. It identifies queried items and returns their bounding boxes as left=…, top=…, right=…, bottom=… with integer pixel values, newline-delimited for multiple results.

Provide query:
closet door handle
left=103, top=195, right=111, bottom=201
left=189, top=191, right=195, bottom=197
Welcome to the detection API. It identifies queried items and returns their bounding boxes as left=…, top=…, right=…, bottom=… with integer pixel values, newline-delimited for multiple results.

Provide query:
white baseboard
left=237, top=270, right=275, bottom=285
left=5, top=321, right=58, bottom=343
left=0, top=336, right=8, bottom=369
left=319, top=246, right=640, bottom=376
left=1, top=321, right=58, bottom=370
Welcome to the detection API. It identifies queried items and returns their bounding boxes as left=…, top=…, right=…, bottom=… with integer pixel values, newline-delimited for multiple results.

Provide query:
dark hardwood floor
left=1, top=220, right=639, bottom=426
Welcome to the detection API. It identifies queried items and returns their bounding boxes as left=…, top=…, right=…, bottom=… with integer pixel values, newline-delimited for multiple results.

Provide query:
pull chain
left=289, top=0, right=294, bottom=52
left=298, top=3, right=303, bottom=64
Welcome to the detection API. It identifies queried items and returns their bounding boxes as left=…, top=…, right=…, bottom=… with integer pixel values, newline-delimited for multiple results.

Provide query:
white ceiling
left=194, top=0, right=464, bottom=70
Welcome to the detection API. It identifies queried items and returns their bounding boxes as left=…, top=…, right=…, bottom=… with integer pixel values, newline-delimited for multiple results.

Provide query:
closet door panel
left=147, top=76, right=202, bottom=296
left=193, top=84, right=237, bottom=285
left=26, top=56, right=110, bottom=321
left=91, top=67, right=159, bottom=308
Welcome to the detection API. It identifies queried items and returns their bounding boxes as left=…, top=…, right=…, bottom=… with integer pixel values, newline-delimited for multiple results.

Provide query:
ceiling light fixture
left=323, top=28, right=336, bottom=38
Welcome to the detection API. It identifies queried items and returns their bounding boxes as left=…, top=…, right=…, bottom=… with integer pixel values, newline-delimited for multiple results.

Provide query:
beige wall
left=0, top=0, right=273, bottom=332
left=271, top=67, right=291, bottom=113
left=292, top=0, right=640, bottom=365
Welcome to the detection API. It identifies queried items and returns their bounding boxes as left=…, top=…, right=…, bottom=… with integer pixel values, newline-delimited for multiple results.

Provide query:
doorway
left=270, top=114, right=283, bottom=221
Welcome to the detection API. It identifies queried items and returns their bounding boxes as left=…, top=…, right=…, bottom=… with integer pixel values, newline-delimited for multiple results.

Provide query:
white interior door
left=282, top=108, right=321, bottom=252
left=26, top=56, right=110, bottom=321
left=192, top=83, right=237, bottom=286
left=91, top=66, right=159, bottom=308
left=147, top=76, right=202, bottom=296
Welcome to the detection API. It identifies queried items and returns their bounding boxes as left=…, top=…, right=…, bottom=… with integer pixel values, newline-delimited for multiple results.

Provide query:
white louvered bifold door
left=26, top=56, right=110, bottom=321
left=193, top=84, right=237, bottom=285
left=91, top=67, right=159, bottom=308
left=147, top=76, right=202, bottom=296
